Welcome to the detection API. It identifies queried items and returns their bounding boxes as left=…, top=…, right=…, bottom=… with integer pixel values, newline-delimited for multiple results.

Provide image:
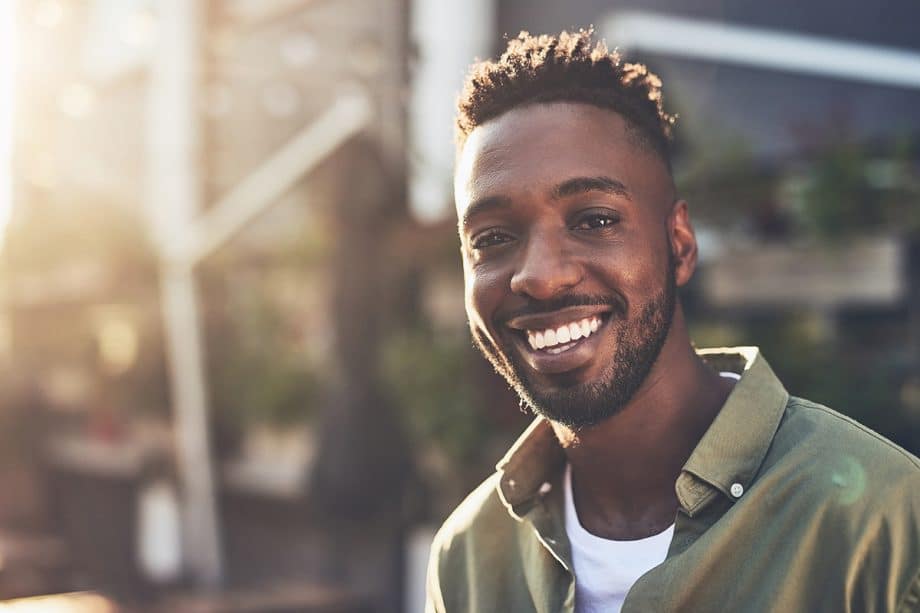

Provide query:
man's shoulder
left=782, top=395, right=920, bottom=469
left=766, top=397, right=920, bottom=609
left=769, top=395, right=920, bottom=503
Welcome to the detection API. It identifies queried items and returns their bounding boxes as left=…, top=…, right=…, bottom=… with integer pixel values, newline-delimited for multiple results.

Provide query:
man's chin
left=472, top=331, right=627, bottom=428
left=515, top=376, right=627, bottom=430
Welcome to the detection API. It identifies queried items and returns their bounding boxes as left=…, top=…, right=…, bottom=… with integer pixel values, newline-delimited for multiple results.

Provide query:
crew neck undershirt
left=564, top=371, right=741, bottom=613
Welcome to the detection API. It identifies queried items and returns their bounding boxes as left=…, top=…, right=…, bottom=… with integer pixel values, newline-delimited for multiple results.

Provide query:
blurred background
left=0, top=0, right=919, bottom=611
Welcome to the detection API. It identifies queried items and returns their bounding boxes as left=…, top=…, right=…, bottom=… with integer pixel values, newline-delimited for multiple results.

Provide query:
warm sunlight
left=0, top=0, right=17, bottom=245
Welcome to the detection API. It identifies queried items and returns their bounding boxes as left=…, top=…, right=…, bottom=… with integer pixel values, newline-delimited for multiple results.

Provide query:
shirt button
left=730, top=482, right=744, bottom=498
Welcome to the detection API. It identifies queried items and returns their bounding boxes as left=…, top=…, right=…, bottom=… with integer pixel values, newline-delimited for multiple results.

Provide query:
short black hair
left=456, top=28, right=676, bottom=170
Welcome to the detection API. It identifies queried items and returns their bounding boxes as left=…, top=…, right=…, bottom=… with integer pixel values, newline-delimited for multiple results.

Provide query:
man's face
left=455, top=102, right=688, bottom=429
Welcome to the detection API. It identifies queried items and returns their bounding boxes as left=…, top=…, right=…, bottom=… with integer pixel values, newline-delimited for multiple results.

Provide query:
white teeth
left=569, top=322, right=582, bottom=340
left=524, top=316, right=604, bottom=351
left=556, top=325, right=570, bottom=343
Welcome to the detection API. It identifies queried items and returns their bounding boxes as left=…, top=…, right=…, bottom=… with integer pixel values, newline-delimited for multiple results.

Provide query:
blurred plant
left=691, top=311, right=916, bottom=453
left=211, top=350, right=319, bottom=429
left=381, top=328, right=484, bottom=468
left=878, top=135, right=920, bottom=233
left=677, top=134, right=777, bottom=228
left=677, top=122, right=920, bottom=243
left=794, top=134, right=920, bottom=241
left=380, top=324, right=527, bottom=508
left=205, top=276, right=321, bottom=431
left=797, top=143, right=881, bottom=239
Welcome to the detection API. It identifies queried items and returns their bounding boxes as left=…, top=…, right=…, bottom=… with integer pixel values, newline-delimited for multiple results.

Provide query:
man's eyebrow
left=552, top=176, right=632, bottom=201
left=460, top=195, right=512, bottom=231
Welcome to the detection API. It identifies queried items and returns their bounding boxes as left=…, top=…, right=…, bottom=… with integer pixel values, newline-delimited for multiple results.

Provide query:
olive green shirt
left=426, top=347, right=920, bottom=612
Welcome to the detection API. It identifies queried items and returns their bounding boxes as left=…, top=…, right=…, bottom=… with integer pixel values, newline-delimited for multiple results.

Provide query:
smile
left=505, top=306, right=613, bottom=375
left=525, top=316, right=602, bottom=352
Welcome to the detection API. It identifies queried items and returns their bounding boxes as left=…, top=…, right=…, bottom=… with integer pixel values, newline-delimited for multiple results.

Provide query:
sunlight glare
left=0, top=0, right=17, bottom=246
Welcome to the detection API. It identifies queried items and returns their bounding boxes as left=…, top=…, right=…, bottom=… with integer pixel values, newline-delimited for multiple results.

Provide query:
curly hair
left=456, top=28, right=676, bottom=170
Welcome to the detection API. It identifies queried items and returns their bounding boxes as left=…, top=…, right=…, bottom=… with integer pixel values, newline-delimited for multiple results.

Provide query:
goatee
left=471, top=255, right=677, bottom=430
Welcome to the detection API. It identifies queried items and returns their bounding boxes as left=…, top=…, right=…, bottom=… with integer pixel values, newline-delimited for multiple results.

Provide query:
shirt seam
left=530, top=522, right=572, bottom=573
left=896, top=566, right=920, bottom=612
left=794, top=400, right=920, bottom=471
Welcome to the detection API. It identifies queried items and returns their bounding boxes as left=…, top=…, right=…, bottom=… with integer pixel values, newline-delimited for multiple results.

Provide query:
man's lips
left=505, top=305, right=613, bottom=331
left=503, top=305, right=614, bottom=375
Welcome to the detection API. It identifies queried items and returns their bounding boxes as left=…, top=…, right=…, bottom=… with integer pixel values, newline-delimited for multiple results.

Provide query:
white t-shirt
left=564, top=464, right=674, bottom=613
left=564, top=371, right=741, bottom=612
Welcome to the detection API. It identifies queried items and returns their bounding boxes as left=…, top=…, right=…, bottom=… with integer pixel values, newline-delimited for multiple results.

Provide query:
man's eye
left=574, top=212, right=620, bottom=230
left=471, top=230, right=513, bottom=249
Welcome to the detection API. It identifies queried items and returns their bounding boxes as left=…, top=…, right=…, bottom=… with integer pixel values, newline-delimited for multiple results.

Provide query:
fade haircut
left=456, top=28, right=676, bottom=171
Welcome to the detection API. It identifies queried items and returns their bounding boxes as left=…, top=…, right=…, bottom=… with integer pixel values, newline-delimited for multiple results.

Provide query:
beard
left=471, top=253, right=677, bottom=430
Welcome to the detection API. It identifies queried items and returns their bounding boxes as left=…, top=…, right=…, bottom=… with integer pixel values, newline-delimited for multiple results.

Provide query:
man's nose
left=509, top=231, right=582, bottom=300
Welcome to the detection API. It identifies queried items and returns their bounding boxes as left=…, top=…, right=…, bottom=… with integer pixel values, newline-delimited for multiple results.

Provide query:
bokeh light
left=31, top=0, right=63, bottom=30
left=57, top=83, right=97, bottom=119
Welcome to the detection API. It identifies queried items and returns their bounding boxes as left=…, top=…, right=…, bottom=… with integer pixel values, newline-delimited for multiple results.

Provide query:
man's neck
left=551, top=309, right=734, bottom=540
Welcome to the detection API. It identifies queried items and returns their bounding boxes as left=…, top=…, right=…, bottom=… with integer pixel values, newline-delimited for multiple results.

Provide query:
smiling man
left=425, top=30, right=920, bottom=613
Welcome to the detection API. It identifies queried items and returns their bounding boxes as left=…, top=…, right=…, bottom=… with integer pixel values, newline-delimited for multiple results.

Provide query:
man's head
left=454, top=30, right=698, bottom=429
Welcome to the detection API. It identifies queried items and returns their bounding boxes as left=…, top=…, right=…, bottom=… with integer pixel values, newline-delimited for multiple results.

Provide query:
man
left=426, top=29, right=920, bottom=612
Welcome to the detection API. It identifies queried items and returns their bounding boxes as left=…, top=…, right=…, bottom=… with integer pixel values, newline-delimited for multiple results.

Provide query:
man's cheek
left=465, top=297, right=493, bottom=346
left=465, top=287, right=500, bottom=350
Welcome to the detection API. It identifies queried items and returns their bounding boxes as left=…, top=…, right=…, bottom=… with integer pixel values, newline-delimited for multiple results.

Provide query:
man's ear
left=668, top=200, right=698, bottom=287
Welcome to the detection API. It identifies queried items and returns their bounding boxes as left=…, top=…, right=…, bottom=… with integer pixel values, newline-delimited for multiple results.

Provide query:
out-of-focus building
left=4, top=0, right=416, bottom=609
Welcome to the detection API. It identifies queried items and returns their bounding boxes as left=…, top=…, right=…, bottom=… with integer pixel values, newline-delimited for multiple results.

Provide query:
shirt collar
left=495, top=416, right=566, bottom=520
left=494, top=347, right=789, bottom=520
left=677, top=346, right=788, bottom=515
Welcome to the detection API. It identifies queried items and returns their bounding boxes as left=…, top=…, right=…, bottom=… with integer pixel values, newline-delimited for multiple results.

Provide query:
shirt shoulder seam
left=791, top=398, right=920, bottom=471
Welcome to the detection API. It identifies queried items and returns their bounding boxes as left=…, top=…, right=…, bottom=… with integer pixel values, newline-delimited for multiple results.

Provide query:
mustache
left=496, top=294, right=625, bottom=326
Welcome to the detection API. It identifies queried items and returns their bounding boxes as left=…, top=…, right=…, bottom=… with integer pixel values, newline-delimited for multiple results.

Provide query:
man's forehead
left=454, top=103, right=636, bottom=213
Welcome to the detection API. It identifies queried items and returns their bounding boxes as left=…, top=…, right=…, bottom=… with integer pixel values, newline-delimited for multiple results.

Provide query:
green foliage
left=795, top=139, right=920, bottom=240
left=381, top=329, right=489, bottom=468
left=206, top=280, right=320, bottom=429
left=676, top=133, right=776, bottom=225
left=212, top=350, right=319, bottom=429
left=798, top=144, right=881, bottom=239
